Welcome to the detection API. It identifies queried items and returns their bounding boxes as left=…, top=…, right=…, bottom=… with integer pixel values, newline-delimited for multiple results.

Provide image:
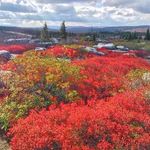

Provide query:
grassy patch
left=113, top=40, right=150, bottom=50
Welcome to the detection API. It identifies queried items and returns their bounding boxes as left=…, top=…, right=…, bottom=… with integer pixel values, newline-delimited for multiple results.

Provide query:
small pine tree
left=127, top=32, right=132, bottom=41
left=40, top=22, right=49, bottom=42
left=92, top=33, right=96, bottom=43
left=60, top=21, right=67, bottom=40
left=133, top=32, right=138, bottom=40
left=146, top=28, right=150, bottom=40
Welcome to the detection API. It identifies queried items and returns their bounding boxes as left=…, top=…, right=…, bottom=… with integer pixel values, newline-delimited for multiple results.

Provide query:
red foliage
left=41, top=45, right=102, bottom=59
left=0, top=62, right=16, bottom=71
left=97, top=48, right=131, bottom=57
left=129, top=50, right=150, bottom=58
left=41, top=45, right=78, bottom=59
left=0, top=44, right=35, bottom=54
left=8, top=90, right=150, bottom=150
left=1, top=44, right=150, bottom=149
left=74, top=56, right=150, bottom=101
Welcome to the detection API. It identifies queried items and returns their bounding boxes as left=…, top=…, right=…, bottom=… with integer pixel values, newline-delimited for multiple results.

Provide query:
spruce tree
left=40, top=22, right=49, bottom=42
left=146, top=28, right=150, bottom=40
left=60, top=21, right=67, bottom=40
left=133, top=32, right=137, bottom=40
left=92, top=33, right=96, bottom=43
left=127, top=32, right=132, bottom=41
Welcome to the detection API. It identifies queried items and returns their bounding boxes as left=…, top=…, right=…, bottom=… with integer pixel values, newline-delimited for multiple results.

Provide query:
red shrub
left=41, top=45, right=102, bottom=59
left=41, top=45, right=78, bottom=59
left=8, top=90, right=150, bottom=150
left=0, top=62, right=16, bottom=71
left=129, top=50, right=150, bottom=58
left=74, top=56, right=150, bottom=102
left=0, top=44, right=35, bottom=54
left=0, top=44, right=149, bottom=150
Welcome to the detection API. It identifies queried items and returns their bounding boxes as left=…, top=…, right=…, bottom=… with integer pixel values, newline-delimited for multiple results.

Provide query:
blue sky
left=0, top=0, right=150, bottom=27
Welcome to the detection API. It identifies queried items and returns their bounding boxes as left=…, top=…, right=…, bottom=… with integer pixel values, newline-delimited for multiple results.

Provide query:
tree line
left=118, top=28, right=150, bottom=41
left=40, top=22, right=150, bottom=42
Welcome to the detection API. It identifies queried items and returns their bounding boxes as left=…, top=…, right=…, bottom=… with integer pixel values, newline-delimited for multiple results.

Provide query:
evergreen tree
left=146, top=28, right=150, bottom=40
left=40, top=22, right=49, bottom=42
left=60, top=21, right=67, bottom=40
left=127, top=32, right=132, bottom=41
left=133, top=32, right=138, bottom=40
left=92, top=33, right=96, bottom=43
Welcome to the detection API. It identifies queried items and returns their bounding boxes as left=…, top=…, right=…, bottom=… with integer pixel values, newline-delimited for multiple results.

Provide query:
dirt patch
left=0, top=130, right=10, bottom=150
left=0, top=137, right=10, bottom=150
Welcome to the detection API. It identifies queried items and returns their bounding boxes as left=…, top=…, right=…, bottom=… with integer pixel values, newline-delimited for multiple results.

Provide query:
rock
left=0, top=50, right=11, bottom=60
left=84, top=47, right=97, bottom=52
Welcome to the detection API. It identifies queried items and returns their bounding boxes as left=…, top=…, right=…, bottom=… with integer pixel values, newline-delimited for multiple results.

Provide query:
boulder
left=0, top=50, right=11, bottom=60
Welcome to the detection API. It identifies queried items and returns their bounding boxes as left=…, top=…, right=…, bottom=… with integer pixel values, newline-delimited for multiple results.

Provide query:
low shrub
left=0, top=44, right=35, bottom=54
left=8, top=91, right=150, bottom=150
left=0, top=52, right=81, bottom=130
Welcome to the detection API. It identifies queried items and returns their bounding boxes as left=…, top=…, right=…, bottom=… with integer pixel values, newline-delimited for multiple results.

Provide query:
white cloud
left=0, top=0, right=149, bottom=27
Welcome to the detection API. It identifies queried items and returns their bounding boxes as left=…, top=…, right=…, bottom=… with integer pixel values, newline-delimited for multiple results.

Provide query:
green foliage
left=125, top=69, right=150, bottom=90
left=113, top=39, right=150, bottom=50
left=0, top=52, right=81, bottom=129
left=123, top=32, right=138, bottom=41
left=127, top=69, right=148, bottom=80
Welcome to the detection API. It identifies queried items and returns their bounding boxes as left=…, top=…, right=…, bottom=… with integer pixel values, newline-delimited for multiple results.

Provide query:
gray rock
left=0, top=50, right=11, bottom=60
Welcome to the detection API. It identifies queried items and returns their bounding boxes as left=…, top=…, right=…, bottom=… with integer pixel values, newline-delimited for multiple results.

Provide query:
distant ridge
left=0, top=25, right=150, bottom=34
left=66, top=25, right=150, bottom=33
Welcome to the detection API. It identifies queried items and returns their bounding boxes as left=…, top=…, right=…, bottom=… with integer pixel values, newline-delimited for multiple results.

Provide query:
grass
left=113, top=40, right=150, bottom=51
